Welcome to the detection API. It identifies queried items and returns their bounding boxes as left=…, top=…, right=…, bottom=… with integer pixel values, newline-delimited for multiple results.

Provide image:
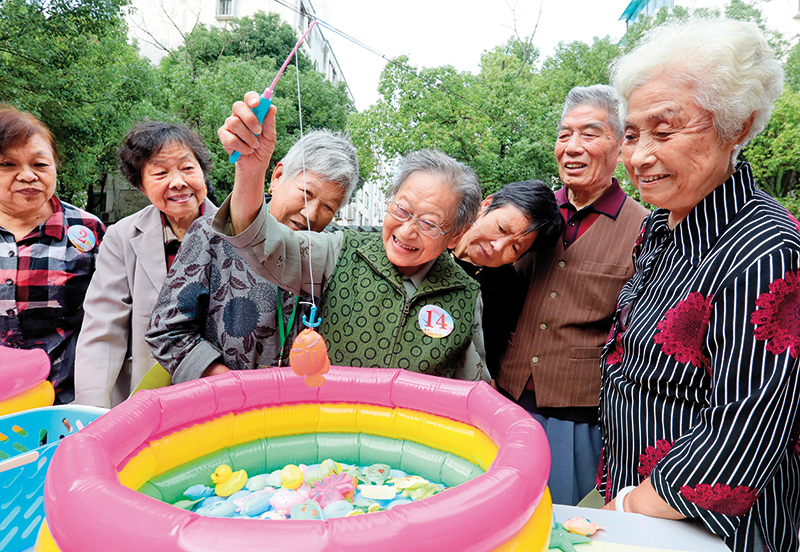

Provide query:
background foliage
left=0, top=0, right=798, bottom=217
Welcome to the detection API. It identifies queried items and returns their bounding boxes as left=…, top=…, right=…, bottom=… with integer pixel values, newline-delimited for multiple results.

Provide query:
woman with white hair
left=598, top=18, right=799, bottom=552
left=211, top=92, right=488, bottom=381
left=145, top=130, right=359, bottom=383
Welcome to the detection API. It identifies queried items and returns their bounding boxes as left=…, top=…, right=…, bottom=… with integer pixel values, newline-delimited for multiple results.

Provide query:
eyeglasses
left=386, top=201, right=451, bottom=239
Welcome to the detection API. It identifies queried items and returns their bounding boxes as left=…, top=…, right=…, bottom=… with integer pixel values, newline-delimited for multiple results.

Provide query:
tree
left=742, top=88, right=800, bottom=206
left=785, top=42, right=800, bottom=93
left=347, top=34, right=624, bottom=196
left=0, top=0, right=154, bottom=205
left=151, top=12, right=355, bottom=196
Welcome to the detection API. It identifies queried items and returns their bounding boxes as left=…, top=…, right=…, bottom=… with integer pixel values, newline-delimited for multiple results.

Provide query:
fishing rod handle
left=228, top=95, right=273, bottom=164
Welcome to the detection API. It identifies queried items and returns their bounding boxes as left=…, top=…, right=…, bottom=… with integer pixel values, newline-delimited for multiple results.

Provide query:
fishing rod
left=229, top=19, right=319, bottom=163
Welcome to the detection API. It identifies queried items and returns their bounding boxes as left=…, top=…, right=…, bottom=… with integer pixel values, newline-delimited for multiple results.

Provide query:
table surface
left=553, top=505, right=731, bottom=552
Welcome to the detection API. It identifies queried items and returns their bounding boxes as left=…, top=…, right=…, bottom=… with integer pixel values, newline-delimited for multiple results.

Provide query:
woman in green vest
left=214, top=93, right=487, bottom=381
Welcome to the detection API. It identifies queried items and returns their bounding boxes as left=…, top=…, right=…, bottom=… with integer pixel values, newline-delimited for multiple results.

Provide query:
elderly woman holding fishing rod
left=144, top=130, right=359, bottom=383
left=215, top=92, right=488, bottom=381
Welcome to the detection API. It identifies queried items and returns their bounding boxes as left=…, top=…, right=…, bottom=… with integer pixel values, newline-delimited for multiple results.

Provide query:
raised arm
left=218, top=91, right=277, bottom=234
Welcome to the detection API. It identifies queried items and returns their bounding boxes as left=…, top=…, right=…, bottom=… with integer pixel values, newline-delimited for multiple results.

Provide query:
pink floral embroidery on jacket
left=606, top=332, right=624, bottom=365
left=637, top=439, right=673, bottom=477
left=751, top=270, right=800, bottom=358
left=653, top=292, right=713, bottom=373
left=784, top=208, right=800, bottom=234
left=634, top=226, right=646, bottom=256
left=679, top=483, right=759, bottom=517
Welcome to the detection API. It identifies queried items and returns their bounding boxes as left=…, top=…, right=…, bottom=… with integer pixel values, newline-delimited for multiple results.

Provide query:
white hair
left=561, top=84, right=624, bottom=141
left=390, top=150, right=482, bottom=234
left=611, top=18, right=784, bottom=156
left=280, top=129, right=359, bottom=208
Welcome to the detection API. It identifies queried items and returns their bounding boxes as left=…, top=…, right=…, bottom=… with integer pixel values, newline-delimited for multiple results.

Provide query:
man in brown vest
left=498, top=84, right=648, bottom=505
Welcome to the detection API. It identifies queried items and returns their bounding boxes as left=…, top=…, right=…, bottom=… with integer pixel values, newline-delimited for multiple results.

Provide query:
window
left=217, top=0, right=232, bottom=16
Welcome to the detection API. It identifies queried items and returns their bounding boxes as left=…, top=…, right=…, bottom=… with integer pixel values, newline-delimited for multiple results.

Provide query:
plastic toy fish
left=390, top=475, right=429, bottom=490
left=322, top=500, right=354, bottom=518
left=184, top=484, right=215, bottom=500
left=305, top=459, right=342, bottom=486
left=359, top=463, right=392, bottom=485
left=211, top=465, right=248, bottom=497
left=358, top=484, right=397, bottom=501
left=196, top=500, right=237, bottom=517
left=291, top=499, right=324, bottom=520
left=269, top=488, right=307, bottom=512
left=245, top=474, right=271, bottom=491
left=401, top=482, right=441, bottom=501
left=289, top=328, right=330, bottom=387
left=239, top=491, right=275, bottom=517
left=563, top=517, right=605, bottom=536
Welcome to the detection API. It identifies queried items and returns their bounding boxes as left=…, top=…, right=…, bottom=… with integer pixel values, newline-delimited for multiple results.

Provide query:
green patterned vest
left=320, top=231, right=480, bottom=378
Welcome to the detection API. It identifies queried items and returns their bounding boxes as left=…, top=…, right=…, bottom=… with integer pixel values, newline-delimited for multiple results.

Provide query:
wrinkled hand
left=202, top=362, right=231, bottom=378
left=218, top=91, right=277, bottom=180
left=218, top=92, right=278, bottom=234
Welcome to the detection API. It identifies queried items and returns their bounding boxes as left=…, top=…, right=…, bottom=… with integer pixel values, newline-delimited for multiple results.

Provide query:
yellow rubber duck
left=211, top=464, right=248, bottom=497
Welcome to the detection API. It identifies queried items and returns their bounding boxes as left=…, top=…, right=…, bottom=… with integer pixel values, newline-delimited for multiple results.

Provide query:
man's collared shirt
left=557, top=177, right=627, bottom=248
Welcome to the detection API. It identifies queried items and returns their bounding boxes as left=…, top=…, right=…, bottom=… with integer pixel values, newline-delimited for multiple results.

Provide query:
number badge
left=418, top=304, right=454, bottom=338
left=67, top=225, right=96, bottom=252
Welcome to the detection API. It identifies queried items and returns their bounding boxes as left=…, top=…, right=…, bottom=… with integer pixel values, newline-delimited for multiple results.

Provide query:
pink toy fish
left=563, top=516, right=606, bottom=536
left=290, top=328, right=330, bottom=387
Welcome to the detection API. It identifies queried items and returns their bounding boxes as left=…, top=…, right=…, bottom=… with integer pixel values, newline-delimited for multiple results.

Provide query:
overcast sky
left=313, top=0, right=633, bottom=111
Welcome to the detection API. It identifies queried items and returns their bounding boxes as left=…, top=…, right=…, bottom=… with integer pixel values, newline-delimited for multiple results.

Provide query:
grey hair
left=611, top=17, right=784, bottom=158
left=389, top=149, right=482, bottom=234
left=560, top=84, right=624, bottom=141
left=278, top=129, right=359, bottom=208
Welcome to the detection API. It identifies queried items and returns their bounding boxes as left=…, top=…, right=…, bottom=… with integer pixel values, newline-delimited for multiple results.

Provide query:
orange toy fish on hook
left=290, top=306, right=329, bottom=387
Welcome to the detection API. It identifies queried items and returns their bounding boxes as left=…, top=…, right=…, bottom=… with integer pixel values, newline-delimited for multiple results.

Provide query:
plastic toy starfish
left=548, top=522, right=592, bottom=552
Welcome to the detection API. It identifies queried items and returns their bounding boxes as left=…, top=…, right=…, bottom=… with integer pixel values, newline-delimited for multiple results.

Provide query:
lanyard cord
left=276, top=286, right=300, bottom=366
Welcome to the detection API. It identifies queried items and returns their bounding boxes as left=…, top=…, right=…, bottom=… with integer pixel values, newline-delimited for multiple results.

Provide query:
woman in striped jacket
left=597, top=18, right=799, bottom=552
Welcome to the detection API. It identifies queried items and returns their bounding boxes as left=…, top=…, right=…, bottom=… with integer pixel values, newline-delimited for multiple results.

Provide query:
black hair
left=117, top=120, right=212, bottom=191
left=484, top=179, right=564, bottom=250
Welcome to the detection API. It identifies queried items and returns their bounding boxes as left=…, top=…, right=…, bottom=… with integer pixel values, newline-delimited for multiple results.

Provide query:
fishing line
left=270, top=0, right=506, bottom=124
left=295, top=44, right=318, bottom=313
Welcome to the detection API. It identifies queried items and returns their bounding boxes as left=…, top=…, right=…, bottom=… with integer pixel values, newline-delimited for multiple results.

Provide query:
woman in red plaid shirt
left=0, top=105, right=105, bottom=403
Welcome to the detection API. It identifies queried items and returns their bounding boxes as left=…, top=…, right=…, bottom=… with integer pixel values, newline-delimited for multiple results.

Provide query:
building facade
left=127, top=0, right=349, bottom=94
left=96, top=0, right=377, bottom=225
left=620, top=0, right=800, bottom=42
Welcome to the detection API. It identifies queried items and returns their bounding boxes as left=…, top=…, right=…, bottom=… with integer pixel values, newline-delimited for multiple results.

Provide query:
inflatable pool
left=37, top=367, right=551, bottom=551
left=0, top=347, right=54, bottom=416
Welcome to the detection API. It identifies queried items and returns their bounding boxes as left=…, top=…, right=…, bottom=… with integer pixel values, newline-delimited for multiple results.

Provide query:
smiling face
left=140, top=141, right=207, bottom=229
left=0, top=133, right=57, bottom=222
left=622, top=74, right=741, bottom=227
left=555, top=104, right=622, bottom=207
left=455, top=199, right=536, bottom=268
left=382, top=171, right=463, bottom=276
left=269, top=163, right=346, bottom=233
